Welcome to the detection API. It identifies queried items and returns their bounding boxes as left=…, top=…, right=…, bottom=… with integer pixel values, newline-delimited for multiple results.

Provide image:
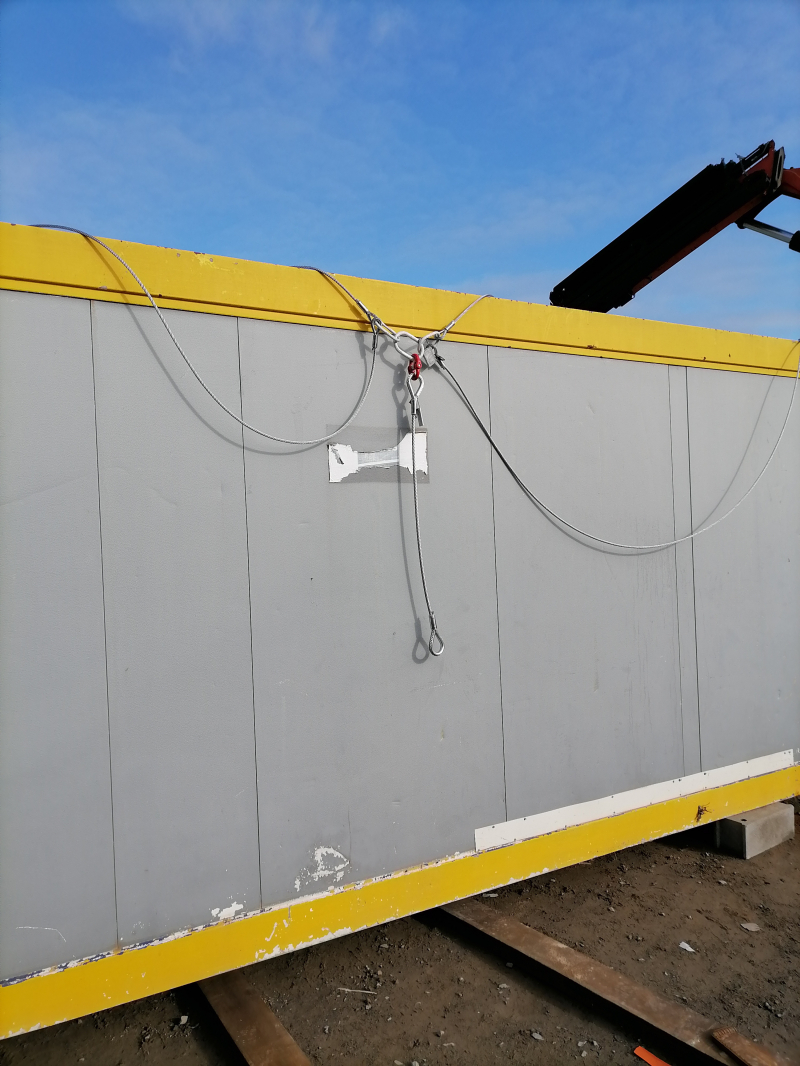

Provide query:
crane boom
left=550, top=140, right=800, bottom=313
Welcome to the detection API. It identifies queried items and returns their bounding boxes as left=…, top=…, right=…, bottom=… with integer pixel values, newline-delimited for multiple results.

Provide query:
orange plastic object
left=634, top=1048, right=672, bottom=1066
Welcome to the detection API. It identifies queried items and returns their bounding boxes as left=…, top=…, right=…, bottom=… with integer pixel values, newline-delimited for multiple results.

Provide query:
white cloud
left=615, top=224, right=800, bottom=338
left=454, top=271, right=557, bottom=305
left=368, top=4, right=415, bottom=46
left=118, top=0, right=250, bottom=46
left=118, top=0, right=343, bottom=64
left=0, top=95, right=211, bottom=235
left=1, top=0, right=797, bottom=334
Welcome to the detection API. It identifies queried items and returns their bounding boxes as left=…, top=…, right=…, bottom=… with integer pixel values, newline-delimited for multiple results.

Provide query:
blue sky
left=1, top=0, right=798, bottom=336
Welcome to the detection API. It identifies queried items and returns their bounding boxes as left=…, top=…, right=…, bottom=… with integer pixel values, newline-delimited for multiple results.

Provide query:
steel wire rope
left=407, top=375, right=445, bottom=656
left=293, top=272, right=494, bottom=658
left=34, top=225, right=493, bottom=657
left=32, top=225, right=379, bottom=446
left=34, top=225, right=799, bottom=553
left=435, top=343, right=800, bottom=554
left=303, top=274, right=800, bottom=553
left=295, top=265, right=490, bottom=365
left=293, top=272, right=491, bottom=658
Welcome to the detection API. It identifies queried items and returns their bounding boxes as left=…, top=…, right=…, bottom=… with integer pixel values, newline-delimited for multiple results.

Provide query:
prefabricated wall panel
left=238, top=322, right=506, bottom=904
left=0, top=291, right=117, bottom=979
left=490, top=350, right=685, bottom=819
left=0, top=224, right=798, bottom=1036
left=687, top=368, right=800, bottom=769
left=90, top=302, right=261, bottom=947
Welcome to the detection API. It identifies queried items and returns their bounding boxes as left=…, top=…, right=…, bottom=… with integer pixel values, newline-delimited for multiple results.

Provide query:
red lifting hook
left=408, top=350, right=422, bottom=380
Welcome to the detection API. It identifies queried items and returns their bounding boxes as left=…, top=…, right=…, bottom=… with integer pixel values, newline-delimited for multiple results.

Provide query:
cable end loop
left=406, top=373, right=425, bottom=402
left=428, top=624, right=445, bottom=657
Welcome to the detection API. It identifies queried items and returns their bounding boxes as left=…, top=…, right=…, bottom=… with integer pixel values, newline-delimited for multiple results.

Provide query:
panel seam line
left=237, top=316, right=264, bottom=909
left=89, top=299, right=121, bottom=945
left=667, top=366, right=687, bottom=777
left=685, top=375, right=703, bottom=770
left=486, top=345, right=508, bottom=820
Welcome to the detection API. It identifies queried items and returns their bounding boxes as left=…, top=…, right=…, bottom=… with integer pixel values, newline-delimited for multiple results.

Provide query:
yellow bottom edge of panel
left=2, top=765, right=797, bottom=1039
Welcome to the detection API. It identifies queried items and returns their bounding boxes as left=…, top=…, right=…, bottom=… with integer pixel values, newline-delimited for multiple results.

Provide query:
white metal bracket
left=328, top=431, right=428, bottom=483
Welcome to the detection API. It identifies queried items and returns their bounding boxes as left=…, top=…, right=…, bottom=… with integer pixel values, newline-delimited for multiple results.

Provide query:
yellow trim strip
left=2, top=765, right=797, bottom=1038
left=1, top=223, right=797, bottom=377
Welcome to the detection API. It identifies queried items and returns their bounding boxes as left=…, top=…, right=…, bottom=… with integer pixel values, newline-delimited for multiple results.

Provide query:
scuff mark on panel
left=210, top=902, right=244, bottom=922
left=15, top=926, right=67, bottom=944
left=7, top=1023, right=43, bottom=1037
left=294, top=846, right=350, bottom=893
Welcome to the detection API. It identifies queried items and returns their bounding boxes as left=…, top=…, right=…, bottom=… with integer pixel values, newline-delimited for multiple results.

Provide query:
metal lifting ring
left=393, top=331, right=421, bottom=360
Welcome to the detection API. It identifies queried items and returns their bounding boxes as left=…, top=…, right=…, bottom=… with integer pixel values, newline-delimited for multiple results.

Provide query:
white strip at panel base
left=475, top=749, right=796, bottom=853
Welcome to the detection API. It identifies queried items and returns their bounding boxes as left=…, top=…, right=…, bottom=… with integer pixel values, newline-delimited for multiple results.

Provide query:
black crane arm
left=550, top=141, right=800, bottom=314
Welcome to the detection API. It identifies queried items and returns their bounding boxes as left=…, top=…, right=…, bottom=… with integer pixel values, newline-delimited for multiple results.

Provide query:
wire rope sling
left=34, top=226, right=800, bottom=659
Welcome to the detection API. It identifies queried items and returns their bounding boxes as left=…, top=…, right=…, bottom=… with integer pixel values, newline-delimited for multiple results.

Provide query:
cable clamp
left=421, top=339, right=441, bottom=369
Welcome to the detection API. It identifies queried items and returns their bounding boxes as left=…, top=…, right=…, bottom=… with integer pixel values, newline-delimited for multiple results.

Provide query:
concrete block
left=714, top=801, right=795, bottom=860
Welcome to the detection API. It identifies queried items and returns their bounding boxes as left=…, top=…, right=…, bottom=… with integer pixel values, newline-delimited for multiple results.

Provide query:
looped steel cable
left=32, top=226, right=378, bottom=447
left=434, top=343, right=800, bottom=554
left=308, top=268, right=493, bottom=658
left=36, top=224, right=797, bottom=638
left=33, top=228, right=491, bottom=657
left=407, top=373, right=445, bottom=657
left=302, top=266, right=491, bottom=369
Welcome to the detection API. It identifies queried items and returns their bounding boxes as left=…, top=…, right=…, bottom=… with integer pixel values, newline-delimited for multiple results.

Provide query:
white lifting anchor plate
left=328, top=431, right=428, bottom=483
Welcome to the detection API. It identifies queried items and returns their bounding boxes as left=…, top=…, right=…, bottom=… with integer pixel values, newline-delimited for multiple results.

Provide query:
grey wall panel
left=687, top=368, right=800, bottom=769
left=0, top=291, right=116, bottom=978
left=668, top=366, right=701, bottom=775
left=91, top=302, right=260, bottom=945
left=239, top=321, right=505, bottom=905
left=6, top=278, right=795, bottom=987
left=489, top=348, right=684, bottom=820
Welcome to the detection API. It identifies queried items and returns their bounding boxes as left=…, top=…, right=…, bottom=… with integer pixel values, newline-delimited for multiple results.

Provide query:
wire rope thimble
left=406, top=372, right=424, bottom=403
left=428, top=614, right=445, bottom=657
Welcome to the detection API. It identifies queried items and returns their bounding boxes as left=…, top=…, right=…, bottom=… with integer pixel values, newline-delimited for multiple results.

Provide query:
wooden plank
left=198, top=969, right=310, bottom=1066
left=442, top=898, right=794, bottom=1066
left=713, top=1026, right=788, bottom=1066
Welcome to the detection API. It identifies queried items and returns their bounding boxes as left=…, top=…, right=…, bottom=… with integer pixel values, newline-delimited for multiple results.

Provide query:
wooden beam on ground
left=441, top=898, right=795, bottom=1066
left=713, top=1027, right=790, bottom=1066
left=198, top=969, right=310, bottom=1066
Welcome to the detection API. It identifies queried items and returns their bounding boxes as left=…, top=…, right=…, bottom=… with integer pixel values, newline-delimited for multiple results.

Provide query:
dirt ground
left=2, top=809, right=797, bottom=1066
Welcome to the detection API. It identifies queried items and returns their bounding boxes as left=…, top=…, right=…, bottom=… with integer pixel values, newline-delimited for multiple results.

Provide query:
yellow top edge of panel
left=1, top=222, right=797, bottom=376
